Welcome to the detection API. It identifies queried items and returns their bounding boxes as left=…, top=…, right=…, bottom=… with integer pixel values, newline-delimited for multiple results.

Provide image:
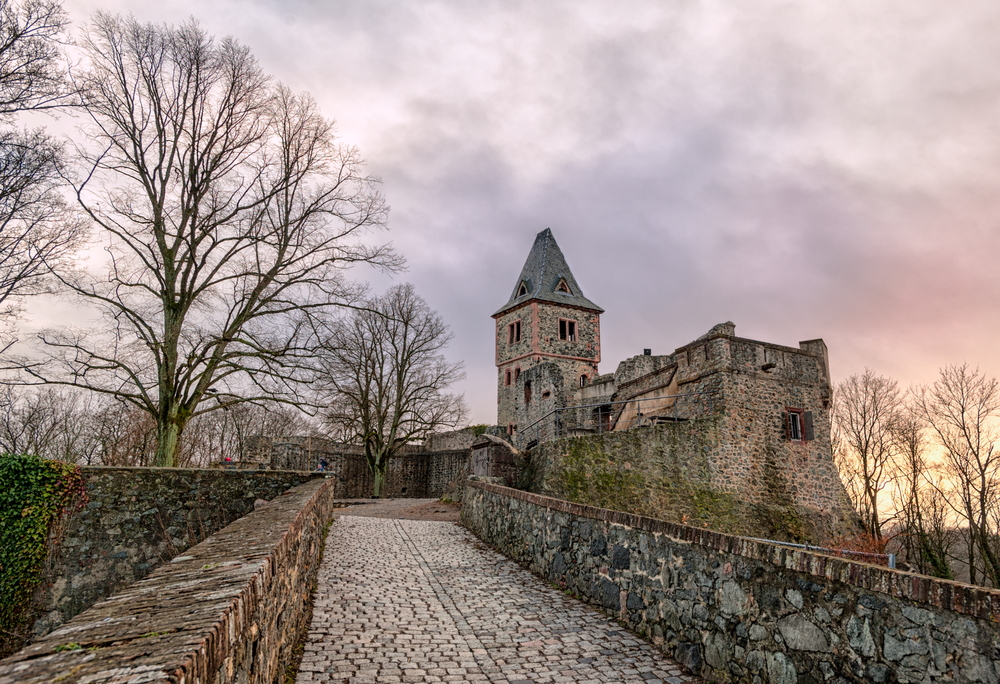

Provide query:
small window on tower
left=785, top=408, right=813, bottom=441
left=559, top=319, right=577, bottom=342
left=504, top=370, right=512, bottom=386
left=516, top=282, right=528, bottom=297
left=508, top=320, right=521, bottom=344
left=580, top=374, right=589, bottom=387
left=524, top=381, right=532, bottom=404
left=555, top=278, right=572, bottom=294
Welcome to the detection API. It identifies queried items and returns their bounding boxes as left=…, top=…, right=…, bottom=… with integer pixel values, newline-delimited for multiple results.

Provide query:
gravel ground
left=297, top=514, right=702, bottom=683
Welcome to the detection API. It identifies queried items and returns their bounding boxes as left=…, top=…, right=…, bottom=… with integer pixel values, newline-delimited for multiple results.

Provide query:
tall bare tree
left=317, top=283, right=466, bottom=497
left=20, top=15, right=396, bottom=466
left=916, top=364, right=1000, bottom=587
left=833, top=369, right=903, bottom=540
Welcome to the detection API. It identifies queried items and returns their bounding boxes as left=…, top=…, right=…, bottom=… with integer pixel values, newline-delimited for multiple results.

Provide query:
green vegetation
left=0, top=454, right=87, bottom=657
left=468, top=424, right=491, bottom=437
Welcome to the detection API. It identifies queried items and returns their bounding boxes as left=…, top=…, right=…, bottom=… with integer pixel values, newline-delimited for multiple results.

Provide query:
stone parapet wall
left=35, top=467, right=323, bottom=640
left=328, top=449, right=470, bottom=499
left=462, top=482, right=1000, bottom=684
left=0, top=477, right=338, bottom=684
left=252, top=434, right=473, bottom=499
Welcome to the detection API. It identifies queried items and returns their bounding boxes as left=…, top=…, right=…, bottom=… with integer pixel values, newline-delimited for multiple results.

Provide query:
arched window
left=580, top=374, right=589, bottom=387
left=516, top=282, right=528, bottom=297
left=556, top=278, right=572, bottom=294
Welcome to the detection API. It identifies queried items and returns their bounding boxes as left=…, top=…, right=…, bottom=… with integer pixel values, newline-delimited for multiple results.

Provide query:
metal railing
left=745, top=537, right=897, bottom=569
left=515, top=391, right=716, bottom=449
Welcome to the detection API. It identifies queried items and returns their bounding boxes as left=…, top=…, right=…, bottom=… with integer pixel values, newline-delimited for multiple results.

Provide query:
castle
left=494, top=229, right=857, bottom=539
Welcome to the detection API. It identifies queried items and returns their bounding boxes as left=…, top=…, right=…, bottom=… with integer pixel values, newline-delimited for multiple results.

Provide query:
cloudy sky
left=46, top=0, right=1000, bottom=424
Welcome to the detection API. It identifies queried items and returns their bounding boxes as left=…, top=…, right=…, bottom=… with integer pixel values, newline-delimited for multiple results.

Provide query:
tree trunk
left=155, top=419, right=181, bottom=468
left=372, top=466, right=385, bottom=498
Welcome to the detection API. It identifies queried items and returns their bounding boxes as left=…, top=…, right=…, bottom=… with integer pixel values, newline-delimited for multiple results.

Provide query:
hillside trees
left=316, top=283, right=466, bottom=497
left=19, top=15, right=396, bottom=467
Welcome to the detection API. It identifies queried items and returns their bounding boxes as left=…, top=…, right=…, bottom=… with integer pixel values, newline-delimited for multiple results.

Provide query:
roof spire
left=494, top=228, right=603, bottom=316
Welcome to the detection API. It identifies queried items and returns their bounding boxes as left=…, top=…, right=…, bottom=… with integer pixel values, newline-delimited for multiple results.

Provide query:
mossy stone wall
left=527, top=418, right=841, bottom=542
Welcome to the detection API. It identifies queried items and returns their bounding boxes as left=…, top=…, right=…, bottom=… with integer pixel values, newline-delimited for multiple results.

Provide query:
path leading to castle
left=296, top=500, right=702, bottom=684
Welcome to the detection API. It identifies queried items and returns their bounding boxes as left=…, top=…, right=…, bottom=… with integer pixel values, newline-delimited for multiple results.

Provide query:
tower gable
left=493, top=228, right=603, bottom=317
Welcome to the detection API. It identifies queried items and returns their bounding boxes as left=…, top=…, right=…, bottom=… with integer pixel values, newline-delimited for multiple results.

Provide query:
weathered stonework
left=0, top=478, right=338, bottom=684
left=523, top=327, right=856, bottom=541
left=34, top=467, right=323, bottom=642
left=462, top=482, right=1000, bottom=684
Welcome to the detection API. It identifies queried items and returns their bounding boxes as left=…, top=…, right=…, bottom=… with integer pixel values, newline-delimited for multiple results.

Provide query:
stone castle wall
left=1, top=478, right=338, bottom=684
left=462, top=481, right=1000, bottom=684
left=522, top=327, right=856, bottom=541
left=31, top=467, right=323, bottom=643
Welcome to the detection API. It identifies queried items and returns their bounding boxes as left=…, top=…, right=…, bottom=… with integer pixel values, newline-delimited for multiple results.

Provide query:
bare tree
left=890, top=406, right=953, bottom=578
left=317, top=283, right=466, bottom=497
left=0, top=0, right=70, bottom=115
left=915, top=364, right=1000, bottom=587
left=833, top=369, right=902, bottom=540
left=20, top=15, right=397, bottom=467
left=0, top=0, right=82, bottom=333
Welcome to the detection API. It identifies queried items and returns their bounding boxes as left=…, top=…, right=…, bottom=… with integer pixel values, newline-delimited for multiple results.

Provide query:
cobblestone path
left=297, top=516, right=702, bottom=683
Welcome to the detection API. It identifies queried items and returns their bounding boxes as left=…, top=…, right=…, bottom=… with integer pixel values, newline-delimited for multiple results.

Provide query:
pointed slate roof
left=494, top=228, right=604, bottom=316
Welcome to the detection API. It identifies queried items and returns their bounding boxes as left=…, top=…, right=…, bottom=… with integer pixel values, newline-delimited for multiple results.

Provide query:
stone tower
left=493, top=229, right=603, bottom=431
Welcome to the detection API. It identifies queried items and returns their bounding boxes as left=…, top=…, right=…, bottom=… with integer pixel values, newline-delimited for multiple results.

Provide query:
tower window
left=524, top=381, right=532, bottom=404
left=517, top=282, right=528, bottom=297
left=580, top=374, right=589, bottom=387
left=508, top=320, right=521, bottom=344
left=785, top=409, right=814, bottom=441
left=555, top=278, right=572, bottom=294
left=504, top=370, right=512, bottom=386
left=559, top=319, right=577, bottom=342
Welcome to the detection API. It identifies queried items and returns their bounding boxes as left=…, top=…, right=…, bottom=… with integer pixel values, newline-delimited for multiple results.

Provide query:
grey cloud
left=54, top=0, right=1000, bottom=422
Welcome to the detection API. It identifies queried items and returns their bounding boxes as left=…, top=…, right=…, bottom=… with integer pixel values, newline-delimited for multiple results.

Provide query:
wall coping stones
left=466, top=481, right=1000, bottom=623
left=0, top=477, right=338, bottom=684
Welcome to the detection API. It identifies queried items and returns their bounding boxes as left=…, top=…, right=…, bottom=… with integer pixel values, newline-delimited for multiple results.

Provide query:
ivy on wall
left=0, top=454, right=87, bottom=657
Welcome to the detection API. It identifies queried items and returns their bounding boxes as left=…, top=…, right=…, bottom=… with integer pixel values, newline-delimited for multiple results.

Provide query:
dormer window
left=516, top=282, right=528, bottom=297
left=555, top=278, right=572, bottom=295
